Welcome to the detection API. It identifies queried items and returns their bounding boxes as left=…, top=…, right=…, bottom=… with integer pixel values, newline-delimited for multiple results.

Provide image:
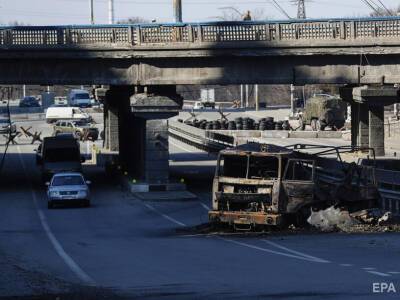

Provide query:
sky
left=0, top=0, right=399, bottom=25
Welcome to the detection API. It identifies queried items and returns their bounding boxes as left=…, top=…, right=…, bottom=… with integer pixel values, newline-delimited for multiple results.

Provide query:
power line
left=269, top=0, right=292, bottom=19
left=361, top=0, right=382, bottom=15
left=376, top=0, right=393, bottom=15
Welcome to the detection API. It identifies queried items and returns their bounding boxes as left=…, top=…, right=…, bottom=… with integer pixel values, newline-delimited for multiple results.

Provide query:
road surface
left=0, top=118, right=399, bottom=299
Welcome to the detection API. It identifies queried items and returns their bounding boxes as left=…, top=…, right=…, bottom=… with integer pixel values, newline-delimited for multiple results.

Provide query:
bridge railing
left=1, top=17, right=400, bottom=47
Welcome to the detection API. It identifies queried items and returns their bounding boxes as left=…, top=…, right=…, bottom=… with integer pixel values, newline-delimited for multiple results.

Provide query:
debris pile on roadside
left=307, top=206, right=400, bottom=233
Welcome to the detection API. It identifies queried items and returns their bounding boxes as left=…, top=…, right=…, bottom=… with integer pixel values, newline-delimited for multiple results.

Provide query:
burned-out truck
left=208, top=143, right=379, bottom=229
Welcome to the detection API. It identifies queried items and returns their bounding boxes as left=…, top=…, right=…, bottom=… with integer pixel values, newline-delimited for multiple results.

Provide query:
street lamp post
left=173, top=0, right=182, bottom=22
left=89, top=0, right=94, bottom=24
left=108, top=0, right=115, bottom=24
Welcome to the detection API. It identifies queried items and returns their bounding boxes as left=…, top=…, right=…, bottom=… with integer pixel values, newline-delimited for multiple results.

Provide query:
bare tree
left=117, top=17, right=149, bottom=24
left=213, top=7, right=267, bottom=21
left=7, top=21, right=29, bottom=26
left=368, top=4, right=400, bottom=16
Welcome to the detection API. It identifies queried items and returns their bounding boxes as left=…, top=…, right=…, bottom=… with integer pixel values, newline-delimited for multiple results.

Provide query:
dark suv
left=19, top=96, right=40, bottom=108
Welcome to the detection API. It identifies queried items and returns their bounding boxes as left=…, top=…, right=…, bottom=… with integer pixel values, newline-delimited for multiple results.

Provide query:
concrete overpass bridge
left=2, top=16, right=400, bottom=184
left=2, top=17, right=400, bottom=85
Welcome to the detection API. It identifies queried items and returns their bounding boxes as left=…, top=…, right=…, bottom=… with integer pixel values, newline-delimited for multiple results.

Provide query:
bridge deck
left=1, top=17, right=400, bottom=50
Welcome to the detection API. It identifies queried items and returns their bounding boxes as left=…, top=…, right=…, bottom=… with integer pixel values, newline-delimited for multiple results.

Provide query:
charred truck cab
left=209, top=144, right=316, bottom=229
left=209, top=143, right=380, bottom=230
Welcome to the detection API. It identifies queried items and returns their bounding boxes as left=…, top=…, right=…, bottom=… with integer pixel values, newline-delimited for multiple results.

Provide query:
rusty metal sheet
left=215, top=192, right=271, bottom=204
left=209, top=210, right=283, bottom=226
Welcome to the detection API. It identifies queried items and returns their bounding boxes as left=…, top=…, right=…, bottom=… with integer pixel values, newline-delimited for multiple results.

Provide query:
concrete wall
left=2, top=55, right=400, bottom=86
left=385, top=120, right=400, bottom=139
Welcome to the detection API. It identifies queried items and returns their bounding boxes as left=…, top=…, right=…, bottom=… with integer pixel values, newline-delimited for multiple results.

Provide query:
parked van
left=45, top=106, right=91, bottom=124
left=68, top=89, right=92, bottom=108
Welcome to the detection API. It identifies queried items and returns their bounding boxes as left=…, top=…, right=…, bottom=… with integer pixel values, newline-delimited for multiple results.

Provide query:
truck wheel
left=316, top=120, right=325, bottom=131
left=310, top=119, right=317, bottom=131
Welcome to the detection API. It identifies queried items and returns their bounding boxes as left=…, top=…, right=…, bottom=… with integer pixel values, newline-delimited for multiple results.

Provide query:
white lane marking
left=340, top=264, right=353, bottom=267
left=363, top=267, right=376, bottom=270
left=199, top=202, right=210, bottom=211
left=366, top=270, right=391, bottom=277
left=221, top=238, right=329, bottom=263
left=261, top=239, right=330, bottom=263
left=143, top=203, right=187, bottom=227
left=17, top=146, right=96, bottom=286
left=169, top=139, right=193, bottom=153
left=388, top=271, right=400, bottom=274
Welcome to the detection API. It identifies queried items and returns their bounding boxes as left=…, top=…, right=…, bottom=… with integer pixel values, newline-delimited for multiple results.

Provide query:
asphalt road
left=0, top=119, right=400, bottom=299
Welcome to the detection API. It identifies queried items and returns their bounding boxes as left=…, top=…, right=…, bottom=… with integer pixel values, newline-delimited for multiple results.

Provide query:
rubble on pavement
left=307, top=206, right=400, bottom=233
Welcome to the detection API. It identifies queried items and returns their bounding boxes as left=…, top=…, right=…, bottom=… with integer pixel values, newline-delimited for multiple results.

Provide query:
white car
left=46, top=173, right=91, bottom=209
left=0, top=118, right=16, bottom=134
left=45, top=106, right=91, bottom=124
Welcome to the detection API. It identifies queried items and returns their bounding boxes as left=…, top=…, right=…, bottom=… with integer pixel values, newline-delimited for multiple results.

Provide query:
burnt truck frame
left=209, top=143, right=378, bottom=229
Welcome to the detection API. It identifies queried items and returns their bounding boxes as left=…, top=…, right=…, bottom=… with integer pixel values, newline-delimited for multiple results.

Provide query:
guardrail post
left=43, top=32, right=48, bottom=45
left=188, top=25, right=193, bottom=42
left=373, top=24, right=377, bottom=37
left=197, top=25, right=203, bottom=43
left=265, top=24, right=270, bottom=41
left=340, top=21, right=345, bottom=39
left=128, top=26, right=133, bottom=45
left=5, top=29, right=12, bottom=45
left=350, top=21, right=356, bottom=39
left=65, top=28, right=72, bottom=44
left=136, top=27, right=142, bottom=45
left=56, top=28, right=64, bottom=45
left=112, top=28, right=117, bottom=43
left=275, top=23, right=281, bottom=40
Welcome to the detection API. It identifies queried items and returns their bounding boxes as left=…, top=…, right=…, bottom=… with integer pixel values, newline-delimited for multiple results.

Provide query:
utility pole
left=292, top=0, right=306, bottom=19
left=173, top=0, right=182, bottom=22
left=108, top=0, right=115, bottom=25
left=90, top=0, right=94, bottom=24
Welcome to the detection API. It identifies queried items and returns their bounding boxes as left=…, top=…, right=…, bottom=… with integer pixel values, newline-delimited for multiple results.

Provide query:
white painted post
left=255, top=84, right=259, bottom=111
left=173, top=0, right=182, bottom=22
left=290, top=84, right=295, bottom=116
left=108, top=0, right=115, bottom=25
left=245, top=84, right=249, bottom=108
left=90, top=0, right=94, bottom=24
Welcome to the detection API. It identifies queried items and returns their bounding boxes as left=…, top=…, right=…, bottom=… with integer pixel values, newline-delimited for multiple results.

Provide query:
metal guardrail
left=2, top=16, right=400, bottom=48
left=169, top=121, right=234, bottom=152
left=375, top=168, right=400, bottom=214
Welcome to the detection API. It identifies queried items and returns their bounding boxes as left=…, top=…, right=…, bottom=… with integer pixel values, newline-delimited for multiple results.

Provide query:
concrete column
left=358, top=103, right=369, bottom=148
left=144, top=118, right=169, bottom=182
left=350, top=103, right=359, bottom=148
left=112, top=85, right=182, bottom=183
left=104, top=88, right=122, bottom=152
left=369, top=105, right=385, bottom=156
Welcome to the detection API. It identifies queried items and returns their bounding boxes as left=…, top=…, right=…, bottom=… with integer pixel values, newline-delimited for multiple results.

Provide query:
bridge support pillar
left=104, top=94, right=120, bottom=152
left=110, top=85, right=182, bottom=184
left=352, top=86, right=400, bottom=156
left=340, top=85, right=400, bottom=156
left=368, top=105, right=385, bottom=157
